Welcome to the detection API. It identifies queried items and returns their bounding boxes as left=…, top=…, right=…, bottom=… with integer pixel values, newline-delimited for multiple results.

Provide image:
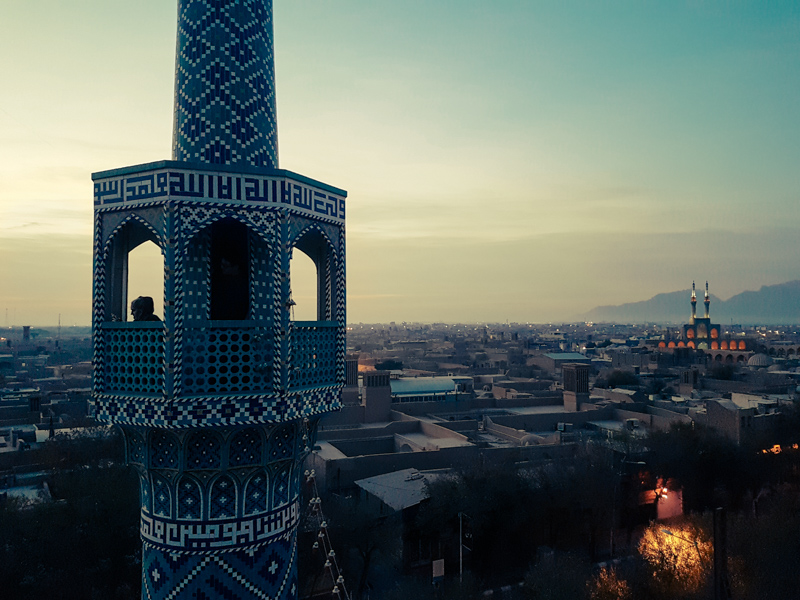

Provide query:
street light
left=661, top=528, right=702, bottom=561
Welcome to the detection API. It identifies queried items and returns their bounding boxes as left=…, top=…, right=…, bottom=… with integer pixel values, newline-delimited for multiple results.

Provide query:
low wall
left=317, top=419, right=420, bottom=442
left=319, top=404, right=365, bottom=427
left=307, top=441, right=578, bottom=492
left=488, top=407, right=614, bottom=433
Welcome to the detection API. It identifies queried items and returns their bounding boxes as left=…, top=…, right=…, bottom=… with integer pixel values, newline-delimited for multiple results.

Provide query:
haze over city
left=2, top=0, right=799, bottom=325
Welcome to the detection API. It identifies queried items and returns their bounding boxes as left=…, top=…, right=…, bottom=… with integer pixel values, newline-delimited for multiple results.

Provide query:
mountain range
left=584, top=280, right=800, bottom=324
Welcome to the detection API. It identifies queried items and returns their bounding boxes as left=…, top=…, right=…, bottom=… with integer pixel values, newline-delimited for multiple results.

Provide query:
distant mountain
left=584, top=281, right=800, bottom=324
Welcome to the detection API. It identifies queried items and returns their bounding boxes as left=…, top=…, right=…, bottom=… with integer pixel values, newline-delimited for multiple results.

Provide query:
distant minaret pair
left=690, top=280, right=711, bottom=323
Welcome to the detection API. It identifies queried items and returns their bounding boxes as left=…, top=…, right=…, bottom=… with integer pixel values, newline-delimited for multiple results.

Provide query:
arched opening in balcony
left=289, top=228, right=336, bottom=323
left=103, top=217, right=164, bottom=323
left=210, top=219, right=250, bottom=321
left=289, top=250, right=317, bottom=321
left=127, top=241, right=164, bottom=320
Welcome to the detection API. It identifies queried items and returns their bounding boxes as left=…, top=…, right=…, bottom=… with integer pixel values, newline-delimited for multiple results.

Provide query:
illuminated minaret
left=704, top=281, right=710, bottom=319
left=690, top=281, right=697, bottom=324
left=91, top=2, right=346, bottom=598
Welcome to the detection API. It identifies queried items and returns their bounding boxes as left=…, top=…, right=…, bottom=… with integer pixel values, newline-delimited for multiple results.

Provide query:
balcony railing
left=290, top=321, right=338, bottom=390
left=181, top=322, right=273, bottom=396
left=97, top=320, right=342, bottom=398
left=98, top=322, right=166, bottom=396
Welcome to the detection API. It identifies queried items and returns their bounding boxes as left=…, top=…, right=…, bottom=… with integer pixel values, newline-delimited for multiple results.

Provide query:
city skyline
left=2, top=0, right=800, bottom=326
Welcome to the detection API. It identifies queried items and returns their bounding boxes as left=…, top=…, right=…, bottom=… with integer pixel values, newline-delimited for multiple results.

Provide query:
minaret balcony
left=96, top=319, right=342, bottom=399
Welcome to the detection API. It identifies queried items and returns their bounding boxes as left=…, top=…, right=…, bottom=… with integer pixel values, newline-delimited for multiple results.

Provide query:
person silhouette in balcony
left=130, top=296, right=161, bottom=322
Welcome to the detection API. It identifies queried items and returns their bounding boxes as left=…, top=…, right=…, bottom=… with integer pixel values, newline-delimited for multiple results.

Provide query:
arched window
left=139, top=474, right=151, bottom=512
left=149, top=430, right=179, bottom=469
left=210, top=475, right=237, bottom=519
left=273, top=463, right=292, bottom=508
left=244, top=470, right=268, bottom=515
left=210, top=219, right=250, bottom=320
left=152, top=474, right=172, bottom=518
left=229, top=428, right=263, bottom=467
left=177, top=477, right=202, bottom=519
left=186, top=432, right=222, bottom=469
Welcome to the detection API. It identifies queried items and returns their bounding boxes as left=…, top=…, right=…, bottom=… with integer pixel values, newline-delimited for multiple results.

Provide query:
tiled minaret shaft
left=92, top=1, right=346, bottom=598
left=173, top=0, right=279, bottom=168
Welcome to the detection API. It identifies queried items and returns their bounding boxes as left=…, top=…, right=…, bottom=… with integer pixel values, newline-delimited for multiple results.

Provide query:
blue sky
left=1, top=1, right=799, bottom=325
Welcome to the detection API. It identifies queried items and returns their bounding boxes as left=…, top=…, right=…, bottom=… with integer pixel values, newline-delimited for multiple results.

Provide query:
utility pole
left=459, top=511, right=463, bottom=583
left=714, top=507, right=732, bottom=600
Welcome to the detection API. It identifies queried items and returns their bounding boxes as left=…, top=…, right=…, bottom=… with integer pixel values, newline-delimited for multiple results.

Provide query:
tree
left=300, top=492, right=402, bottom=600
left=607, top=370, right=639, bottom=388
left=523, top=551, right=592, bottom=600
left=637, top=518, right=712, bottom=599
left=588, top=567, right=632, bottom=600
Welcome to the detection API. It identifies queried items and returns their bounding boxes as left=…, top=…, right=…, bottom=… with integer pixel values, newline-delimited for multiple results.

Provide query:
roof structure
left=391, top=377, right=459, bottom=396
left=354, top=468, right=444, bottom=512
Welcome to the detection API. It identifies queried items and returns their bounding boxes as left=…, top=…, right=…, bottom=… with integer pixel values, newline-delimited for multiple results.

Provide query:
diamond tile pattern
left=173, top=0, right=278, bottom=168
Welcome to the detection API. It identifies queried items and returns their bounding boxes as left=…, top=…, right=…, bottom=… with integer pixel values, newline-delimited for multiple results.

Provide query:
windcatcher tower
left=91, top=2, right=346, bottom=598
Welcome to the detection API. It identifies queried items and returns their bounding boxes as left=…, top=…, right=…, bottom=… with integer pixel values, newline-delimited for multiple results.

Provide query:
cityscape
left=2, top=2, right=800, bottom=600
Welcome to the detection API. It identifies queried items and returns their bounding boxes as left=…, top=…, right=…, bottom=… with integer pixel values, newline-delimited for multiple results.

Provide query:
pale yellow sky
left=1, top=1, right=799, bottom=326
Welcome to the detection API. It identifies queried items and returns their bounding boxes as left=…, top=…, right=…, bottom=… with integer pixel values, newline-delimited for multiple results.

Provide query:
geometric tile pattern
left=100, top=324, right=166, bottom=395
left=210, top=475, right=237, bottom=518
left=95, top=386, right=341, bottom=429
left=230, top=429, right=263, bottom=466
left=245, top=470, right=269, bottom=515
left=178, top=477, right=203, bottom=519
left=173, top=0, right=278, bottom=169
left=182, top=326, right=272, bottom=395
left=93, top=166, right=345, bottom=224
left=267, top=426, right=294, bottom=461
left=142, top=532, right=297, bottom=600
left=272, top=463, right=291, bottom=508
left=290, top=323, right=337, bottom=389
left=187, top=431, right=223, bottom=469
left=153, top=475, right=172, bottom=518
left=151, top=431, right=180, bottom=469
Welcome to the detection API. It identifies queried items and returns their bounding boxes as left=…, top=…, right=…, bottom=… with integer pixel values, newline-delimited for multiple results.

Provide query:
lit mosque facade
left=91, top=2, right=345, bottom=598
left=658, top=282, right=755, bottom=362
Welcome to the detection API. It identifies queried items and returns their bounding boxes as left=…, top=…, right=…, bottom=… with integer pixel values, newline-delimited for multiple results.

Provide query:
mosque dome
left=747, top=353, right=772, bottom=367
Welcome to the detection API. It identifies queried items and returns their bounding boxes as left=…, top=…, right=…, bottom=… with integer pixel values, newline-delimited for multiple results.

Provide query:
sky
left=1, top=0, right=799, bottom=326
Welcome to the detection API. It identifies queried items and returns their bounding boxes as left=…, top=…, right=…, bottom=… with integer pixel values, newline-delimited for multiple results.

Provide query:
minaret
left=690, top=281, right=697, bottom=324
left=91, top=2, right=346, bottom=599
left=704, top=281, right=710, bottom=319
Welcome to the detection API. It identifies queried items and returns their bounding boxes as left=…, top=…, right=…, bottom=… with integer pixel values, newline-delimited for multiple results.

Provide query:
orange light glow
left=711, top=342, right=719, bottom=349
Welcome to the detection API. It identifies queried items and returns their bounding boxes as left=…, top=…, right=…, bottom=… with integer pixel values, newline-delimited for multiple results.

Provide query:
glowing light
left=638, top=522, right=712, bottom=596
